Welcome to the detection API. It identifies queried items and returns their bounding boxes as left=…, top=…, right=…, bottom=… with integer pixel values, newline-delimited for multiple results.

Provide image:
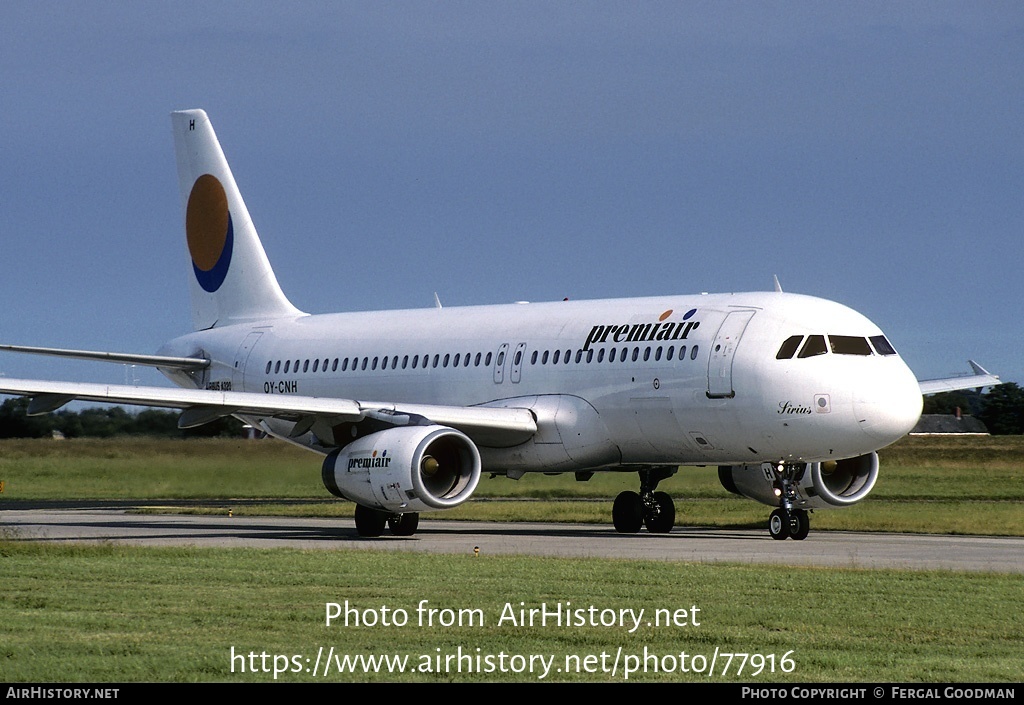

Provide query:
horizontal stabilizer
left=0, top=344, right=209, bottom=370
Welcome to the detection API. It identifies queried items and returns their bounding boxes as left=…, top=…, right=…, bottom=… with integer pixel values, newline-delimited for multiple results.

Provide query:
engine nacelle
left=718, top=452, right=879, bottom=509
left=322, top=425, right=481, bottom=513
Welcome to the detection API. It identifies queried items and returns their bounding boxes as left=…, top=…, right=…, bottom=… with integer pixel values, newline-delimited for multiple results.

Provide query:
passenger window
left=643, top=347, right=651, bottom=362
left=575, top=350, right=583, bottom=363
left=586, top=349, right=593, bottom=363
left=829, top=336, right=872, bottom=355
left=632, top=347, right=639, bottom=362
left=553, top=350, right=560, bottom=364
left=679, top=345, right=687, bottom=361
left=620, top=348, right=628, bottom=362
left=798, top=335, right=828, bottom=358
left=275, top=361, right=281, bottom=374
left=531, top=350, right=538, bottom=365
left=485, top=352, right=492, bottom=366
left=313, top=359, right=319, bottom=373
left=655, top=346, right=662, bottom=361
left=453, top=353, right=460, bottom=367
left=443, top=354, right=450, bottom=368
left=597, top=348, right=605, bottom=363
left=332, top=358, right=338, bottom=372
left=776, top=335, right=803, bottom=360
left=690, top=345, right=699, bottom=360
left=870, top=335, right=897, bottom=356
left=284, top=360, right=290, bottom=373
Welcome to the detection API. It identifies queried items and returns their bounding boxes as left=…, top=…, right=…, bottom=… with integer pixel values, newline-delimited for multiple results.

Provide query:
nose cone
left=854, top=361, right=923, bottom=445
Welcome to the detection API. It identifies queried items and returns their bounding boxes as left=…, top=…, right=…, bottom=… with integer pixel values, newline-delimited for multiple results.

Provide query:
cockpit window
left=776, top=335, right=803, bottom=360
left=829, top=335, right=872, bottom=355
left=869, top=335, right=897, bottom=356
left=797, top=335, right=828, bottom=358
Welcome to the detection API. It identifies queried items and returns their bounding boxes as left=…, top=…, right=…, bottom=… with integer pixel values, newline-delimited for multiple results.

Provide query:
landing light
left=821, top=460, right=838, bottom=475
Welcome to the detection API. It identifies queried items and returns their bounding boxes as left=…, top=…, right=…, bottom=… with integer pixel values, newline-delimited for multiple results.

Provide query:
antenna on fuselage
left=433, top=292, right=443, bottom=309
left=773, top=275, right=783, bottom=293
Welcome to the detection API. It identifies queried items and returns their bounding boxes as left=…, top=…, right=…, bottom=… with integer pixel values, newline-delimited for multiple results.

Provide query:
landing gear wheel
left=387, top=512, right=420, bottom=537
left=612, top=491, right=644, bottom=533
left=789, top=509, right=810, bottom=541
left=768, top=508, right=791, bottom=540
left=643, top=491, right=675, bottom=533
left=354, top=504, right=387, bottom=537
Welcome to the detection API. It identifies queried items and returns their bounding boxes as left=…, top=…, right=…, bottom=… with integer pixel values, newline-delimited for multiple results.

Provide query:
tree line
left=0, top=397, right=245, bottom=439
left=920, top=382, right=1023, bottom=435
left=1, top=382, right=1022, bottom=438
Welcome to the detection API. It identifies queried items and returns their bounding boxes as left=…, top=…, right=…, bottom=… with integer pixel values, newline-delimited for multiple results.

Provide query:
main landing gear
left=612, top=467, right=676, bottom=534
left=354, top=504, right=420, bottom=537
left=767, top=461, right=810, bottom=540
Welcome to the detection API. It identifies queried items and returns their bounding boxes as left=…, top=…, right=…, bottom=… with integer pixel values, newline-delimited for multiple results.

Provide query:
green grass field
left=2, top=542, right=1022, bottom=683
left=1, top=435, right=1022, bottom=682
left=2, top=435, right=1022, bottom=535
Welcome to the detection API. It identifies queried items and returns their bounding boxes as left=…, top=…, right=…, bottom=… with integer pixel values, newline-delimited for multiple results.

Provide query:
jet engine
left=718, top=452, right=879, bottom=509
left=322, top=425, right=481, bottom=513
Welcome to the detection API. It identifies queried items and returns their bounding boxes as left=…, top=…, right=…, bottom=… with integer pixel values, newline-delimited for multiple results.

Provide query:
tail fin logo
left=186, top=174, right=234, bottom=293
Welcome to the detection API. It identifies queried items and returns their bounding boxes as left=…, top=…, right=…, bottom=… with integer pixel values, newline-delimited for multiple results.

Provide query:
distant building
left=910, top=412, right=989, bottom=435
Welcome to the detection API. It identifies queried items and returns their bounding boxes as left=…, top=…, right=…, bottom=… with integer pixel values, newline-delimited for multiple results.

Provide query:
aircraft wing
left=0, top=378, right=537, bottom=444
left=918, top=360, right=1001, bottom=395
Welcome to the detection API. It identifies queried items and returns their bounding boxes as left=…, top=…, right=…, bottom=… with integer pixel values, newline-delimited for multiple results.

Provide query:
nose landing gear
left=768, top=462, right=810, bottom=540
left=768, top=507, right=809, bottom=540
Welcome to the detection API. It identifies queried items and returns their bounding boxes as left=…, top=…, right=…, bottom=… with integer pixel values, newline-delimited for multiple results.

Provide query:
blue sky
left=1, top=2, right=1021, bottom=390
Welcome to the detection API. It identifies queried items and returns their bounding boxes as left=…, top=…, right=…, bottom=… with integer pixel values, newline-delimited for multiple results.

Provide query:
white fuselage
left=157, top=290, right=924, bottom=474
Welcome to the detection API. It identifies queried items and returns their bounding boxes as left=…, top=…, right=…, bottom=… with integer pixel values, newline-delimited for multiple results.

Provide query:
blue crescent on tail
left=186, top=174, right=234, bottom=292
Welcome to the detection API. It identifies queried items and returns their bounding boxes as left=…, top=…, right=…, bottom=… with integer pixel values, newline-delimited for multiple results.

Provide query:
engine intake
left=323, top=425, right=481, bottom=512
left=718, top=452, right=879, bottom=509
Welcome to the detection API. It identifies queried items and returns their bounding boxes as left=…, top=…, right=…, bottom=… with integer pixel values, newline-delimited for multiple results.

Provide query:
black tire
left=643, top=491, right=675, bottom=533
left=612, top=491, right=643, bottom=533
left=354, top=504, right=387, bottom=537
left=768, top=508, right=791, bottom=540
left=387, top=512, right=420, bottom=537
left=790, top=509, right=810, bottom=541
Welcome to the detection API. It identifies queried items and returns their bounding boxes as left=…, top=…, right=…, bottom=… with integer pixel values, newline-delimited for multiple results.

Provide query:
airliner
left=0, top=109, right=1000, bottom=540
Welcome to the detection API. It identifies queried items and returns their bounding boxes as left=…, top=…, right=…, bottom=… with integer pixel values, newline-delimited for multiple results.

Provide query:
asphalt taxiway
left=2, top=506, right=1021, bottom=573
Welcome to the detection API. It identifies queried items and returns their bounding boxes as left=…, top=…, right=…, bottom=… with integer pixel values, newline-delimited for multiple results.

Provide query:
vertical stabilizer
left=171, top=109, right=304, bottom=330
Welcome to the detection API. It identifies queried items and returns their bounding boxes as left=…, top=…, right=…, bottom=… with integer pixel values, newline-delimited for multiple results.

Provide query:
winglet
left=968, top=360, right=990, bottom=376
